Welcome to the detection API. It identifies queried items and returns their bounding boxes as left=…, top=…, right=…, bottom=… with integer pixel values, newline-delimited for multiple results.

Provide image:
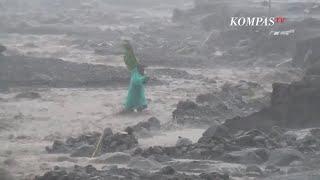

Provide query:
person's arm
left=141, top=76, right=149, bottom=84
left=132, top=71, right=149, bottom=86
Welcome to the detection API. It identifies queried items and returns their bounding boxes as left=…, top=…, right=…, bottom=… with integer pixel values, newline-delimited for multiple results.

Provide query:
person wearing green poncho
left=123, top=41, right=149, bottom=112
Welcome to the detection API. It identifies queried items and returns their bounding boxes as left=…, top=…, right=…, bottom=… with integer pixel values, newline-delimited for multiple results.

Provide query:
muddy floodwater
left=2, top=0, right=320, bottom=180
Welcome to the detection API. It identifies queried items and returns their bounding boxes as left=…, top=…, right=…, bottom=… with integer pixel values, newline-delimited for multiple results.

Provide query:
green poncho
left=125, top=67, right=147, bottom=110
left=123, top=40, right=148, bottom=111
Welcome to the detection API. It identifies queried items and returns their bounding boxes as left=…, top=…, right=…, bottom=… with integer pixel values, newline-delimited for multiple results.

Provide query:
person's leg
left=137, top=105, right=147, bottom=112
left=120, top=106, right=134, bottom=114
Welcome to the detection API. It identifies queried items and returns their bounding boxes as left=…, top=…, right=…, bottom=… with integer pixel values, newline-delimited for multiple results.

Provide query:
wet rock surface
left=0, top=55, right=160, bottom=88
left=15, top=92, right=41, bottom=99
left=1, top=0, right=319, bottom=179
left=34, top=165, right=229, bottom=180
left=267, top=148, right=304, bottom=166
left=176, top=137, right=192, bottom=147
left=125, top=117, right=161, bottom=138
left=91, top=152, right=132, bottom=164
left=222, top=74, right=320, bottom=132
left=0, top=55, right=129, bottom=88
left=46, top=130, right=138, bottom=157
left=293, top=36, right=320, bottom=68
left=173, top=80, right=270, bottom=126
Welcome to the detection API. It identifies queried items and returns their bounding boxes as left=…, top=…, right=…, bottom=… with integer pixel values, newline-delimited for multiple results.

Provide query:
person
left=123, top=41, right=149, bottom=112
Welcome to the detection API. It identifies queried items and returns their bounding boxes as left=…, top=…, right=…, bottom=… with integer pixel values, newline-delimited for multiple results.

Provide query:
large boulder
left=246, top=165, right=264, bottom=177
left=125, top=117, right=161, bottom=137
left=293, top=36, right=320, bottom=68
left=271, top=81, right=320, bottom=128
left=222, top=76, right=320, bottom=132
left=128, top=157, right=162, bottom=171
left=200, top=122, right=231, bottom=139
left=92, top=152, right=132, bottom=164
left=34, top=165, right=210, bottom=180
left=46, top=132, right=100, bottom=154
left=172, top=100, right=218, bottom=126
left=101, top=133, right=138, bottom=153
left=176, top=137, right=192, bottom=147
left=173, top=80, right=269, bottom=126
left=267, top=148, right=304, bottom=166
left=222, top=148, right=269, bottom=165
left=46, top=130, right=138, bottom=156
left=223, top=108, right=276, bottom=132
left=266, top=171, right=320, bottom=180
left=70, top=145, right=95, bottom=157
left=200, top=172, right=230, bottom=180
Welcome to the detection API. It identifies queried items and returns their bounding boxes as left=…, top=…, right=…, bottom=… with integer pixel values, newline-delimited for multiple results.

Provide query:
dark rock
left=282, top=132, right=298, bottom=146
left=103, top=128, right=113, bottom=137
left=235, top=134, right=255, bottom=147
left=35, top=167, right=68, bottom=180
left=254, top=136, right=267, bottom=145
left=101, top=133, right=138, bottom=153
left=222, top=148, right=269, bottom=164
left=267, top=148, right=304, bottom=166
left=271, top=81, right=320, bottom=128
left=293, top=36, right=320, bottom=68
left=46, top=131, right=137, bottom=156
left=173, top=81, right=269, bottom=126
left=176, top=137, right=192, bottom=147
left=159, top=166, right=175, bottom=175
left=66, top=132, right=101, bottom=148
left=176, top=100, right=198, bottom=110
left=222, top=77, right=320, bottom=132
left=56, top=156, right=77, bottom=163
left=223, top=109, right=276, bottom=132
left=147, top=117, right=161, bottom=130
left=265, top=165, right=281, bottom=174
left=148, top=154, right=173, bottom=163
left=295, top=135, right=320, bottom=152
left=246, top=165, right=263, bottom=177
left=201, top=122, right=231, bottom=139
left=128, top=157, right=161, bottom=171
left=234, top=129, right=269, bottom=148
left=3, top=158, right=18, bottom=167
left=125, top=117, right=161, bottom=137
left=15, top=92, right=41, bottom=99
left=46, top=140, right=71, bottom=153
left=70, top=145, right=95, bottom=157
left=92, top=152, right=131, bottom=164
left=200, top=172, right=230, bottom=180
left=35, top=165, right=206, bottom=180
left=172, top=100, right=218, bottom=126
left=195, top=133, right=242, bottom=159
left=124, top=126, right=134, bottom=135
left=263, top=170, right=320, bottom=180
